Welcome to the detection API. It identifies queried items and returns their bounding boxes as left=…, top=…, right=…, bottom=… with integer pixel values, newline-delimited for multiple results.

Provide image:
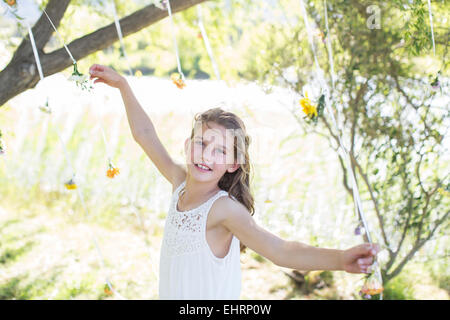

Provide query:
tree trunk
left=0, top=0, right=208, bottom=107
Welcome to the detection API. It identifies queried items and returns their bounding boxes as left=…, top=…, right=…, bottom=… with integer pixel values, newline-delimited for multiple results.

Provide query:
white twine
left=54, top=117, right=126, bottom=299
left=42, top=8, right=76, bottom=64
left=426, top=0, right=436, bottom=56
left=27, top=18, right=125, bottom=297
left=299, top=0, right=383, bottom=298
left=111, top=1, right=133, bottom=76
left=166, top=0, right=185, bottom=79
left=99, top=122, right=112, bottom=164
left=27, top=23, right=44, bottom=80
left=323, top=1, right=335, bottom=90
left=197, top=5, right=221, bottom=80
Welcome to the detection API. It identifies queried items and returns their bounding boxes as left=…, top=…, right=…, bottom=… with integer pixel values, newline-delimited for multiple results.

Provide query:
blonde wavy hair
left=190, top=107, right=254, bottom=253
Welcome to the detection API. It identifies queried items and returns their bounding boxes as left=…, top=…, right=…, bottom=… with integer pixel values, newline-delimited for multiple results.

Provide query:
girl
left=89, top=64, right=380, bottom=300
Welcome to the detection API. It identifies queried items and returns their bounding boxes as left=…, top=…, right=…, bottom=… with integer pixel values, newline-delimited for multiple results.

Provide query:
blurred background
left=0, top=0, right=449, bottom=299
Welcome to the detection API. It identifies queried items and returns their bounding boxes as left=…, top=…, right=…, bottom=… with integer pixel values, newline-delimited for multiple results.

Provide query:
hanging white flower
left=68, top=63, right=93, bottom=91
left=38, top=98, right=52, bottom=114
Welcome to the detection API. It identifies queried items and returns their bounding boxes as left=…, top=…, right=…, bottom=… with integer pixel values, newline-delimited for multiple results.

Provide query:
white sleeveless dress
left=158, top=181, right=242, bottom=300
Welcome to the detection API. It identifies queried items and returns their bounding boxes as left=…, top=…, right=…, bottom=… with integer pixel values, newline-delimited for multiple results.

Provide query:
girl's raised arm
left=89, top=64, right=186, bottom=188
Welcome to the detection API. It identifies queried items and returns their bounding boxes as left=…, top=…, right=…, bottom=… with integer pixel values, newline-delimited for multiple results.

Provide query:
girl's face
left=185, top=121, right=240, bottom=183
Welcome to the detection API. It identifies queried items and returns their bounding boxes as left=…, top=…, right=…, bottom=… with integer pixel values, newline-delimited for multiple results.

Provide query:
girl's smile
left=194, top=163, right=212, bottom=172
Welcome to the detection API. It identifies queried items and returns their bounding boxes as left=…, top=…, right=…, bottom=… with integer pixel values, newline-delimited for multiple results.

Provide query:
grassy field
left=0, top=75, right=448, bottom=299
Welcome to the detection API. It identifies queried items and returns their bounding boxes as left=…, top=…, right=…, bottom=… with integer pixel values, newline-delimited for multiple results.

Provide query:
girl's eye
left=195, top=140, right=203, bottom=145
left=216, top=148, right=225, bottom=154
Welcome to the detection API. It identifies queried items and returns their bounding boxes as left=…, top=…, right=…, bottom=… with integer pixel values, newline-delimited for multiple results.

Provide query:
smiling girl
left=89, top=64, right=380, bottom=300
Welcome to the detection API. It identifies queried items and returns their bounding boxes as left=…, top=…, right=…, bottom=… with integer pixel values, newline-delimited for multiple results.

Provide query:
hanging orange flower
left=106, top=162, right=120, bottom=179
left=360, top=272, right=384, bottom=298
left=104, top=283, right=113, bottom=296
left=299, top=91, right=318, bottom=119
left=171, top=73, right=186, bottom=89
left=5, top=0, right=17, bottom=6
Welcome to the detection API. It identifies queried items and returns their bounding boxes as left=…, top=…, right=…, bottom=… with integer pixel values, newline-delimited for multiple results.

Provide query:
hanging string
left=299, top=0, right=383, bottom=299
left=110, top=1, right=133, bottom=76
left=426, top=0, right=436, bottom=56
left=27, top=9, right=127, bottom=299
left=53, top=102, right=126, bottom=300
left=99, top=121, right=113, bottom=165
left=323, top=0, right=335, bottom=90
left=197, top=5, right=221, bottom=80
left=42, top=9, right=76, bottom=64
left=27, top=22, right=44, bottom=80
left=166, top=0, right=185, bottom=80
left=98, top=119, right=159, bottom=282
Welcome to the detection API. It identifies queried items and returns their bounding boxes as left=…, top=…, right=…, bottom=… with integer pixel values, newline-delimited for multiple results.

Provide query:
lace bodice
left=161, top=181, right=230, bottom=257
left=158, top=180, right=242, bottom=299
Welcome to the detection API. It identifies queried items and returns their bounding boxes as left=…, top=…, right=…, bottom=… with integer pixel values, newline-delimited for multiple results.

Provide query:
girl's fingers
left=94, top=78, right=106, bottom=84
left=90, top=64, right=104, bottom=72
left=90, top=69, right=104, bottom=78
left=357, top=257, right=373, bottom=265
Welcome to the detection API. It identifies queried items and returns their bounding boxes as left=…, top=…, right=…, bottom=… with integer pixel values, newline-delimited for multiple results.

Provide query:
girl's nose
left=202, top=147, right=214, bottom=163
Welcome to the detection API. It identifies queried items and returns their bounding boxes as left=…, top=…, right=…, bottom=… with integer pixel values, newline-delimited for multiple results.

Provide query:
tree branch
left=0, top=0, right=209, bottom=107
left=11, top=0, right=71, bottom=63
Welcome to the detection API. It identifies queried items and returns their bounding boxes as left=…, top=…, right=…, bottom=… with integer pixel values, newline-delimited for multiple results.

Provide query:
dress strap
left=203, top=190, right=229, bottom=217
left=172, top=180, right=186, bottom=199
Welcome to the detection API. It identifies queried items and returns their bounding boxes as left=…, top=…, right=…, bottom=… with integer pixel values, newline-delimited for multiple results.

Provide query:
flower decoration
left=171, top=72, right=186, bottom=89
left=354, top=224, right=363, bottom=236
left=104, top=283, right=113, bottom=296
left=68, top=63, right=92, bottom=91
left=430, top=71, right=441, bottom=92
left=64, top=177, right=77, bottom=190
left=300, top=91, right=324, bottom=124
left=39, top=98, right=52, bottom=114
left=119, top=46, right=125, bottom=59
left=317, top=30, right=327, bottom=43
left=106, top=161, right=120, bottom=179
left=197, top=32, right=203, bottom=39
left=3, top=0, right=23, bottom=20
left=155, top=0, right=168, bottom=10
left=300, top=91, right=317, bottom=118
left=360, top=270, right=384, bottom=299
left=134, top=70, right=143, bottom=78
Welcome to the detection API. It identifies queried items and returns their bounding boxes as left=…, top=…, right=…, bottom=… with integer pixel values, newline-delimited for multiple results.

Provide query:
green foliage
left=382, top=275, right=416, bottom=300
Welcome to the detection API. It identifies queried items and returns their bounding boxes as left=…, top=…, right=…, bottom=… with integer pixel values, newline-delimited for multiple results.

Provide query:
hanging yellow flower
left=171, top=73, right=186, bottom=89
left=299, top=91, right=318, bottom=119
left=134, top=70, right=143, bottom=78
left=64, top=178, right=77, bottom=190
left=106, top=162, right=120, bottom=179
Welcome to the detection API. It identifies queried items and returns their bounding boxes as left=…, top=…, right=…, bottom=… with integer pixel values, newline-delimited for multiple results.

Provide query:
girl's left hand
left=341, top=243, right=380, bottom=274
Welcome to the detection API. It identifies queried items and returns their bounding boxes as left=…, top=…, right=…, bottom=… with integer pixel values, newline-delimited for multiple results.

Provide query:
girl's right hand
left=89, top=64, right=125, bottom=89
